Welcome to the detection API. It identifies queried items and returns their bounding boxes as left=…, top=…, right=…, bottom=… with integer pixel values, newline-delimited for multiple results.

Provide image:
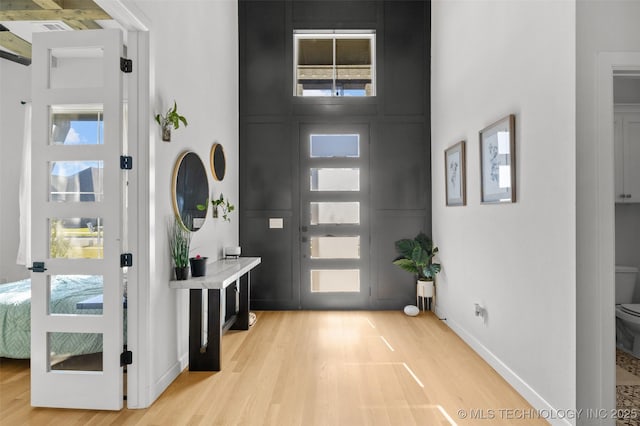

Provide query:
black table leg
left=231, top=272, right=250, bottom=331
left=188, top=288, right=222, bottom=371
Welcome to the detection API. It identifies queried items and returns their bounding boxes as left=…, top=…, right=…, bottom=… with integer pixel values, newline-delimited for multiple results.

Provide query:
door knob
left=301, top=226, right=308, bottom=232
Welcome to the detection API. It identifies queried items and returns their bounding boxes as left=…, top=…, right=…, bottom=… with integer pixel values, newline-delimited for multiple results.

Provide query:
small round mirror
left=172, top=151, right=209, bottom=231
left=210, top=143, right=226, bottom=181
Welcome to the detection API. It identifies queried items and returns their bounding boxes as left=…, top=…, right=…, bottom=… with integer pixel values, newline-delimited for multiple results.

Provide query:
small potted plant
left=169, top=216, right=191, bottom=280
left=393, top=232, right=441, bottom=301
left=189, top=254, right=208, bottom=277
left=155, top=100, right=188, bottom=142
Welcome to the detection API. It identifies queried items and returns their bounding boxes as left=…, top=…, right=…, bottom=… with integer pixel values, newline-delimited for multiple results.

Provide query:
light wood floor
left=0, top=311, right=546, bottom=425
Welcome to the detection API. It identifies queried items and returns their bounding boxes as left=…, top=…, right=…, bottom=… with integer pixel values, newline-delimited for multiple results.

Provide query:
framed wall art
left=445, top=141, right=466, bottom=206
left=479, top=114, right=516, bottom=203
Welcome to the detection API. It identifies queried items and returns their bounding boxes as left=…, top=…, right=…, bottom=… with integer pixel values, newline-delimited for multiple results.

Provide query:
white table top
left=169, top=257, right=261, bottom=289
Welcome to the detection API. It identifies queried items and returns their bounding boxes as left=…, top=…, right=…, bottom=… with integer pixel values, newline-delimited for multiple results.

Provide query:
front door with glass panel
left=30, top=29, right=125, bottom=410
left=300, top=124, right=369, bottom=309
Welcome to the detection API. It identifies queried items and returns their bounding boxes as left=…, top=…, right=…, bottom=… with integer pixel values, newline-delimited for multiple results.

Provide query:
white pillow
left=404, top=305, right=419, bottom=316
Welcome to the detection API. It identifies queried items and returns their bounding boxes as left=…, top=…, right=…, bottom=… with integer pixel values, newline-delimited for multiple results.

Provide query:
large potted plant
left=393, top=232, right=441, bottom=300
left=169, top=216, right=191, bottom=280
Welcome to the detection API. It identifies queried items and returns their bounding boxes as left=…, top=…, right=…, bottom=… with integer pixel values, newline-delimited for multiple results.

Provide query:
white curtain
left=16, top=103, right=31, bottom=266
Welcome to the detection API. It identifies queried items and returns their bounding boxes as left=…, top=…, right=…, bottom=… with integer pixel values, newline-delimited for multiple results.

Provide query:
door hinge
left=120, top=57, right=132, bottom=73
left=120, top=348, right=133, bottom=366
left=120, top=155, right=133, bottom=170
left=120, top=253, right=133, bottom=267
left=28, top=261, right=47, bottom=273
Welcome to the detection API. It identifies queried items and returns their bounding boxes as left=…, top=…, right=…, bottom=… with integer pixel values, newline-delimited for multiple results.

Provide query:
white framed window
left=294, top=30, right=376, bottom=97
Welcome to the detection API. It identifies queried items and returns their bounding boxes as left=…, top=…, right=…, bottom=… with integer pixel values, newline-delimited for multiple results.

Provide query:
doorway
left=612, top=72, right=640, bottom=409
left=590, top=53, right=640, bottom=416
left=299, top=123, right=370, bottom=309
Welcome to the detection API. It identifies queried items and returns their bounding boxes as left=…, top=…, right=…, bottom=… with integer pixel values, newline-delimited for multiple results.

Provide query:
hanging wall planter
left=155, top=100, right=188, bottom=142
left=162, top=126, right=171, bottom=142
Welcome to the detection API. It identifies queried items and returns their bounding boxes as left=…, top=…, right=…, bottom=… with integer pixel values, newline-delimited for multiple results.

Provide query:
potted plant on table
left=155, top=100, right=188, bottom=142
left=393, top=232, right=441, bottom=302
left=189, top=254, right=208, bottom=277
left=169, top=216, right=191, bottom=280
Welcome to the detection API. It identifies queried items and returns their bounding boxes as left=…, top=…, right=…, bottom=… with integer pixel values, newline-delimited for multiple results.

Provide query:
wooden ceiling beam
left=0, top=49, right=31, bottom=65
left=0, top=9, right=110, bottom=21
left=31, top=0, right=63, bottom=9
left=0, top=31, right=32, bottom=58
left=30, top=0, right=103, bottom=30
left=64, top=19, right=101, bottom=30
left=0, top=1, right=43, bottom=11
left=60, top=0, right=102, bottom=9
left=0, top=0, right=101, bottom=11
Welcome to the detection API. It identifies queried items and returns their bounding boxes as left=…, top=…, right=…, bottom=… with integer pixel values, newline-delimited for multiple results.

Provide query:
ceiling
left=0, top=0, right=116, bottom=65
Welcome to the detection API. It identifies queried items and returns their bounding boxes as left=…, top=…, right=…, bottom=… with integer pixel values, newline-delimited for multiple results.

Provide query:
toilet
left=615, top=265, right=640, bottom=357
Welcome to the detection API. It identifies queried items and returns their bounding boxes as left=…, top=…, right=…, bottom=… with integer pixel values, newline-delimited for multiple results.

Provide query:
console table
left=169, top=257, right=261, bottom=371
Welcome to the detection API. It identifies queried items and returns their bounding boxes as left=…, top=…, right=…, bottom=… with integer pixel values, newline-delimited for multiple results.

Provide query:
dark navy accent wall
left=240, top=0, right=431, bottom=309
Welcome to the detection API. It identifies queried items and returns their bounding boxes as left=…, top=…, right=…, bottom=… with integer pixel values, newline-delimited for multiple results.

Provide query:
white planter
left=417, top=279, right=434, bottom=298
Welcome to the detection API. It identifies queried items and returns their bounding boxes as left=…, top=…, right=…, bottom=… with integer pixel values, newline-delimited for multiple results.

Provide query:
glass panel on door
left=50, top=106, right=104, bottom=145
left=311, top=269, right=360, bottom=292
left=49, top=275, right=104, bottom=316
left=310, top=202, right=360, bottom=225
left=310, top=168, right=360, bottom=191
left=49, top=217, right=104, bottom=259
left=310, top=236, right=360, bottom=259
left=48, top=47, right=105, bottom=89
left=49, top=332, right=103, bottom=372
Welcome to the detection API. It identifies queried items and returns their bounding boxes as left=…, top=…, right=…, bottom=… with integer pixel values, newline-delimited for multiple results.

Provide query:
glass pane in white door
left=49, top=217, right=104, bottom=259
left=50, top=106, right=104, bottom=145
left=49, top=47, right=104, bottom=89
left=49, top=161, right=104, bottom=202
left=49, top=275, right=104, bottom=316
left=311, top=269, right=360, bottom=292
left=48, top=332, right=103, bottom=372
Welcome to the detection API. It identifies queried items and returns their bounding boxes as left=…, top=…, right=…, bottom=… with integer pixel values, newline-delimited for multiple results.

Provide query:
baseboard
left=179, top=351, right=189, bottom=371
left=151, top=360, right=184, bottom=404
left=445, top=317, right=572, bottom=426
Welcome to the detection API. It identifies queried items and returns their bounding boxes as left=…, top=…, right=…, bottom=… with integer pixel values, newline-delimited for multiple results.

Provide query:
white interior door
left=30, top=29, right=125, bottom=410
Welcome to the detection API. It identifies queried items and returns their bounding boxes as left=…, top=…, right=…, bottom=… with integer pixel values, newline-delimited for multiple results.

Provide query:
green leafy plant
left=212, top=194, right=235, bottom=222
left=169, top=216, right=191, bottom=268
left=155, top=101, right=188, bottom=130
left=393, top=232, right=441, bottom=280
left=196, top=194, right=235, bottom=222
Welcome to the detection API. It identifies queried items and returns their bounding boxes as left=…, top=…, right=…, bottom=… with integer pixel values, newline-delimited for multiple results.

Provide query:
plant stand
left=417, top=280, right=434, bottom=311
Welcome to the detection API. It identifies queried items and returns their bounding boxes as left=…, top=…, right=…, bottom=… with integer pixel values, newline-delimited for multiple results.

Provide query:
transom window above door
left=294, top=30, right=376, bottom=97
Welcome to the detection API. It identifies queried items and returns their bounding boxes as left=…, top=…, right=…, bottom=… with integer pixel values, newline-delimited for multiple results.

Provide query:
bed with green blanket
left=0, top=275, right=104, bottom=359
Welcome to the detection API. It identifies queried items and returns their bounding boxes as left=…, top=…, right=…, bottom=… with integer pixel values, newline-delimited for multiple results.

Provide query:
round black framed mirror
left=210, top=143, right=226, bottom=181
left=172, top=151, right=209, bottom=231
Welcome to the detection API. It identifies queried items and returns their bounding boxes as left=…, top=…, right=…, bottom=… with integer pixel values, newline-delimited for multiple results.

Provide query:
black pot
left=175, top=266, right=188, bottom=280
left=189, top=257, right=208, bottom=277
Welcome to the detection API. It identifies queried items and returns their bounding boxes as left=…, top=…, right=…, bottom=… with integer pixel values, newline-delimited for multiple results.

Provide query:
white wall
left=431, top=1, right=576, bottom=423
left=0, top=60, right=31, bottom=284
left=577, top=1, right=640, bottom=422
left=130, top=0, right=239, bottom=404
